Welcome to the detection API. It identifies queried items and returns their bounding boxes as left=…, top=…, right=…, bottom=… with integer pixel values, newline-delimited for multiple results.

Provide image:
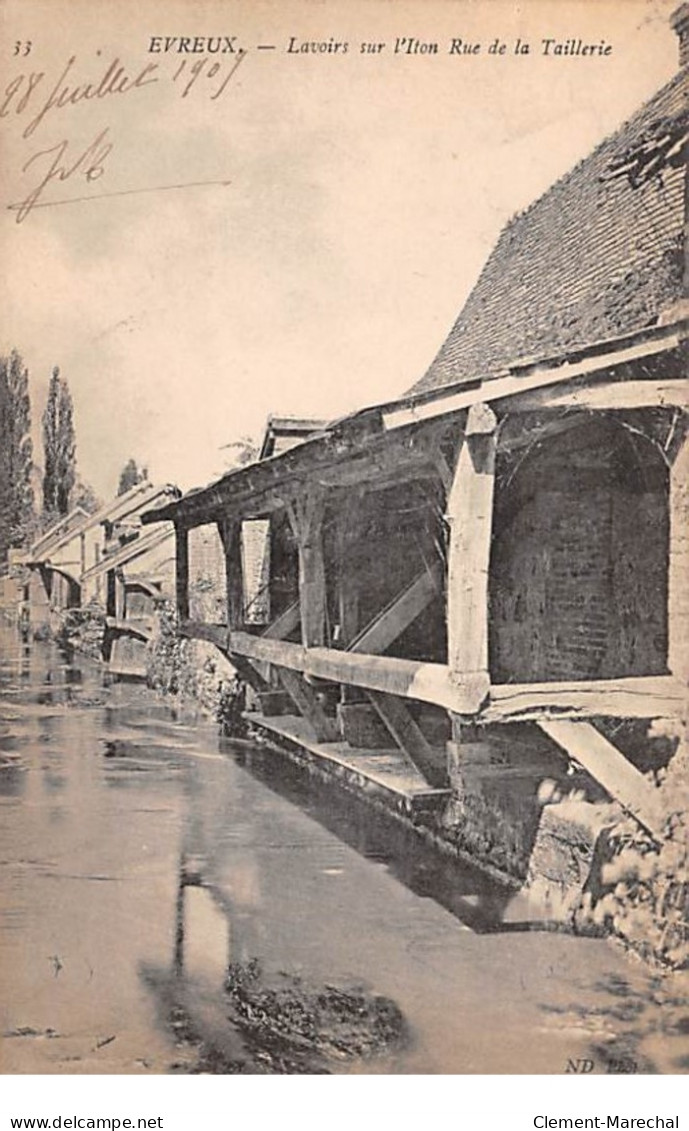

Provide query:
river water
left=1, top=626, right=688, bottom=1075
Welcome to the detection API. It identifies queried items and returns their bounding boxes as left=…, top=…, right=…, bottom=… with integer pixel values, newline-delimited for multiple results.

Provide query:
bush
left=53, top=602, right=105, bottom=659
left=578, top=809, right=689, bottom=969
left=146, top=600, right=239, bottom=719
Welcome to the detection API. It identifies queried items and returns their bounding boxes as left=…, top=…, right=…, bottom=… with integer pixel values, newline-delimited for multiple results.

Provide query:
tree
left=42, top=366, right=76, bottom=517
left=0, top=350, right=34, bottom=564
left=73, top=477, right=101, bottom=515
left=117, top=458, right=148, bottom=496
left=220, top=436, right=258, bottom=470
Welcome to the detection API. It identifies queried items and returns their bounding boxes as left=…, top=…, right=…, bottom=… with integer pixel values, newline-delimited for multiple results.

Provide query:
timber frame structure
left=143, top=51, right=688, bottom=873
left=143, top=315, right=689, bottom=846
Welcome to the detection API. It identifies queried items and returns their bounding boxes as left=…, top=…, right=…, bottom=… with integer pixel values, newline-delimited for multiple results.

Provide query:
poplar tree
left=117, top=458, right=148, bottom=496
left=0, top=350, right=34, bottom=563
left=42, top=366, right=76, bottom=517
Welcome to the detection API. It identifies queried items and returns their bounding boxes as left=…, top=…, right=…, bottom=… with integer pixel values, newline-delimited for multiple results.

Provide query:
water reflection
left=0, top=763, right=26, bottom=799
left=223, top=740, right=519, bottom=934
left=1, top=624, right=688, bottom=1075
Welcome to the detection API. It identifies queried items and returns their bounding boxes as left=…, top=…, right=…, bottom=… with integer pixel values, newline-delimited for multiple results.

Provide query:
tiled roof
left=410, top=70, right=687, bottom=395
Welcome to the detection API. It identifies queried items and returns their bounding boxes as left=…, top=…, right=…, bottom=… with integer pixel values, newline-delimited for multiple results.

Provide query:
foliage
left=53, top=602, right=106, bottom=659
left=72, top=478, right=101, bottom=515
left=42, top=366, right=76, bottom=517
left=579, top=817, right=689, bottom=969
left=216, top=676, right=247, bottom=736
left=577, top=746, right=689, bottom=970
left=117, top=458, right=148, bottom=496
left=146, top=600, right=194, bottom=698
left=220, top=436, right=258, bottom=471
left=0, top=349, right=34, bottom=564
left=146, top=599, right=244, bottom=728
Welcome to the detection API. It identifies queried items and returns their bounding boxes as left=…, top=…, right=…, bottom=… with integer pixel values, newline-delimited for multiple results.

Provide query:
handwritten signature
left=8, top=128, right=113, bottom=223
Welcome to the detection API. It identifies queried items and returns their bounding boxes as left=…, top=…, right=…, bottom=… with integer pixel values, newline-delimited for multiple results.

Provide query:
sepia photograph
left=0, top=0, right=688, bottom=1086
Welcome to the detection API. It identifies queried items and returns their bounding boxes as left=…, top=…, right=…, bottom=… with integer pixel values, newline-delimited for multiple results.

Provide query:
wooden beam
left=413, top=427, right=460, bottom=496
left=179, top=619, right=228, bottom=648
left=104, top=616, right=152, bottom=641
left=277, top=667, right=340, bottom=743
left=446, top=403, right=497, bottom=711
left=178, top=619, right=269, bottom=691
left=509, top=379, right=689, bottom=413
left=484, top=675, right=685, bottom=723
left=498, top=413, right=594, bottom=456
left=367, top=690, right=447, bottom=788
left=218, top=518, right=244, bottom=629
left=315, top=450, right=430, bottom=490
left=175, top=524, right=189, bottom=621
left=255, top=597, right=301, bottom=687
left=227, top=631, right=479, bottom=712
left=261, top=599, right=300, bottom=641
left=142, top=417, right=448, bottom=531
left=347, top=563, right=443, bottom=655
left=288, top=489, right=327, bottom=648
left=537, top=718, right=664, bottom=839
left=669, top=427, right=689, bottom=683
left=115, top=574, right=125, bottom=620
left=230, top=654, right=271, bottom=692
left=248, top=713, right=451, bottom=812
left=225, top=630, right=686, bottom=721
left=335, top=493, right=361, bottom=648
left=431, top=450, right=455, bottom=495
left=382, top=327, right=684, bottom=431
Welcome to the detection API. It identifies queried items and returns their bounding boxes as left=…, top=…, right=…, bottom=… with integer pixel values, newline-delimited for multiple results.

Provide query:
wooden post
left=335, top=493, right=361, bottom=648
left=288, top=490, right=327, bottom=648
left=175, top=523, right=190, bottom=622
left=669, top=423, right=689, bottom=683
left=446, top=403, right=497, bottom=711
left=218, top=518, right=244, bottom=630
left=115, top=574, right=125, bottom=620
left=106, top=569, right=117, bottom=620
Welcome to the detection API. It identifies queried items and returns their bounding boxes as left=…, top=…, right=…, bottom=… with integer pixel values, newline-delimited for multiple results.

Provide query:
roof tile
left=411, top=71, right=687, bottom=395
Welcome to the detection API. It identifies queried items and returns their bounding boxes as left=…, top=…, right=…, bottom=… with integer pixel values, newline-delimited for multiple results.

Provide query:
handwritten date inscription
left=1, top=56, right=159, bottom=140
left=3, top=50, right=245, bottom=222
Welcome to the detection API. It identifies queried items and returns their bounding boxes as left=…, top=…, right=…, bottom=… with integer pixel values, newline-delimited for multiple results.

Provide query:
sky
left=0, top=0, right=680, bottom=500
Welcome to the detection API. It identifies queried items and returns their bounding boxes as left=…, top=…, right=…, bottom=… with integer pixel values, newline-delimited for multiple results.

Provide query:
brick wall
left=490, top=419, right=668, bottom=683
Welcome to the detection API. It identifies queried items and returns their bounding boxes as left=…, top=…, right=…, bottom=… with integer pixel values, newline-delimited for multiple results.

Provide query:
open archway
left=489, top=416, right=669, bottom=684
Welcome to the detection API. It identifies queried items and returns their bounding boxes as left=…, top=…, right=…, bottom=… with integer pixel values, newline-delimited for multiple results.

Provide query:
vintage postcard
left=1, top=0, right=688, bottom=1088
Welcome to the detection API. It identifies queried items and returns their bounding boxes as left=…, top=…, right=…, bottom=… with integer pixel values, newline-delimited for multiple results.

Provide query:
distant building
left=19, top=482, right=179, bottom=635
